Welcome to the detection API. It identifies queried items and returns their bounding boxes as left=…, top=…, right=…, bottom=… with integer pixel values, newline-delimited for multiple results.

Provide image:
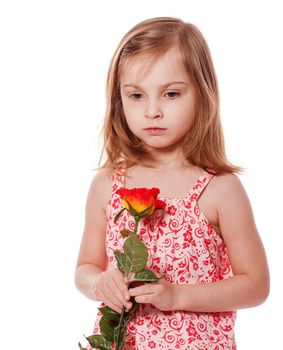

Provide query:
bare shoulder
left=208, top=172, right=258, bottom=245
left=209, top=172, right=244, bottom=191
left=197, top=172, right=245, bottom=235
left=87, top=167, right=113, bottom=213
left=209, top=172, right=250, bottom=211
left=198, top=172, right=252, bottom=236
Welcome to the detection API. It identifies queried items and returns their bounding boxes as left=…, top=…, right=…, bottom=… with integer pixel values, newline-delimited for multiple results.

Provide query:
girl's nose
left=145, top=100, right=163, bottom=119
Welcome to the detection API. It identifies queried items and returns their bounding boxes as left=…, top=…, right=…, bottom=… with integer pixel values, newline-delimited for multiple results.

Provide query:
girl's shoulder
left=208, top=172, right=250, bottom=211
left=199, top=172, right=249, bottom=235
left=209, top=172, right=245, bottom=195
left=88, top=166, right=113, bottom=213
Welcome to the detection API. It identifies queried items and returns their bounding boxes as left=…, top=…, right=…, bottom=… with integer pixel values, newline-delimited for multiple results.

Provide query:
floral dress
left=93, top=169, right=237, bottom=349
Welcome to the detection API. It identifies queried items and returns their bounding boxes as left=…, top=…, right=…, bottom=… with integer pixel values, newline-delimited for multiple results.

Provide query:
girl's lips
left=144, top=127, right=166, bottom=135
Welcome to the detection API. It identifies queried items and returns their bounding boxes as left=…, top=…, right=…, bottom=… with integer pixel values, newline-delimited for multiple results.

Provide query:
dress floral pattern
left=93, top=169, right=237, bottom=349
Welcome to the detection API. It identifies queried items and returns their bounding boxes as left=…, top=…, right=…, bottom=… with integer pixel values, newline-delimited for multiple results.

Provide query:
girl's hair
left=99, top=17, right=241, bottom=174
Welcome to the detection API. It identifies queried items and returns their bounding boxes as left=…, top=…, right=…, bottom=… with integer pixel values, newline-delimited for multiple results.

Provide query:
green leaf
left=124, top=234, right=148, bottom=273
left=99, top=317, right=117, bottom=342
left=114, top=251, right=131, bottom=275
left=114, top=208, right=126, bottom=222
left=120, top=229, right=133, bottom=238
left=78, top=342, right=88, bottom=350
left=86, top=334, right=112, bottom=350
left=134, top=269, right=159, bottom=282
left=98, top=305, right=120, bottom=322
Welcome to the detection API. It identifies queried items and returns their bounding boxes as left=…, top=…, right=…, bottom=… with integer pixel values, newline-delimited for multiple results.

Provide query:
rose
left=116, top=188, right=166, bottom=216
left=115, top=187, right=166, bottom=218
left=79, top=188, right=166, bottom=350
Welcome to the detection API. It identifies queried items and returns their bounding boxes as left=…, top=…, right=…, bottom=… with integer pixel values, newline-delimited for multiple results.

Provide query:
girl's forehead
left=120, top=48, right=189, bottom=85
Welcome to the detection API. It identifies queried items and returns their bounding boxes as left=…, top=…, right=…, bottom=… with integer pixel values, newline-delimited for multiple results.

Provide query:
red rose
left=116, top=187, right=166, bottom=218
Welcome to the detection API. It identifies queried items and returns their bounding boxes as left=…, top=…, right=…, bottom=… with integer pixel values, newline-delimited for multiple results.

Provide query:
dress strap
left=111, top=167, right=214, bottom=201
left=190, top=172, right=214, bottom=202
left=111, top=168, right=126, bottom=193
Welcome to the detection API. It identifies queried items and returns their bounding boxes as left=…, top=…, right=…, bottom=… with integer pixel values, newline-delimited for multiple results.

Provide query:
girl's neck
left=141, top=149, right=191, bottom=172
left=143, top=160, right=191, bottom=172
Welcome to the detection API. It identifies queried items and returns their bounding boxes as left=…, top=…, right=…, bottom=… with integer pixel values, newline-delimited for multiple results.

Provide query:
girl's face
left=120, top=48, right=195, bottom=155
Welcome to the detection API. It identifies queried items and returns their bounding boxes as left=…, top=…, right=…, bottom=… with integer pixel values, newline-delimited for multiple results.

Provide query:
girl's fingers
left=102, top=285, right=124, bottom=313
left=105, top=300, right=123, bottom=314
left=96, top=269, right=132, bottom=312
left=112, top=275, right=132, bottom=309
left=106, top=296, right=131, bottom=313
left=112, top=270, right=131, bottom=299
left=105, top=277, right=132, bottom=312
left=129, top=283, right=157, bottom=297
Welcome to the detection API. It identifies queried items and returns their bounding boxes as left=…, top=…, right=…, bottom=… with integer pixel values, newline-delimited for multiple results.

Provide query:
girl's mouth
left=144, top=127, right=166, bottom=135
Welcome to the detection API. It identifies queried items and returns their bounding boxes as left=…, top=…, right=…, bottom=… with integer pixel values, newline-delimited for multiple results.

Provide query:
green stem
left=115, top=305, right=126, bottom=349
left=133, top=216, right=140, bottom=235
left=115, top=215, right=140, bottom=349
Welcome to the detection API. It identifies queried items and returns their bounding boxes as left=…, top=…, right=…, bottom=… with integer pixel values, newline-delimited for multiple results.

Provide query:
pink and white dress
left=93, top=169, right=237, bottom=349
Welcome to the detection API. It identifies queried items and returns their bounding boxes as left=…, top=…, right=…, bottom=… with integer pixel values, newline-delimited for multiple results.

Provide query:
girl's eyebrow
left=122, top=81, right=189, bottom=89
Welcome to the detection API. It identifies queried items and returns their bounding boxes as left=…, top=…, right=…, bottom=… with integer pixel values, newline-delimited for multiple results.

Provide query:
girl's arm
left=74, top=169, right=110, bottom=300
left=176, top=173, right=270, bottom=312
left=75, top=168, right=132, bottom=313
left=129, top=173, right=270, bottom=312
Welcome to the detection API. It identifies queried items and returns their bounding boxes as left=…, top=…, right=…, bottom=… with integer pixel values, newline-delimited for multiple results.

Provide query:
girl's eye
left=165, top=91, right=180, bottom=98
left=130, top=93, right=143, bottom=100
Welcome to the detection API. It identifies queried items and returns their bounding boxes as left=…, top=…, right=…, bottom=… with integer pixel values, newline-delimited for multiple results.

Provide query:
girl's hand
left=94, top=268, right=132, bottom=314
left=128, top=274, right=177, bottom=311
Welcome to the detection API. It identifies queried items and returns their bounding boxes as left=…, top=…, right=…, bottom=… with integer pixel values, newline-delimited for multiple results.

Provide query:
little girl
left=75, top=17, right=270, bottom=349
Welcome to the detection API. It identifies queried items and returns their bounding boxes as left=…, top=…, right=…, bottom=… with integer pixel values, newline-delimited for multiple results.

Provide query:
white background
left=0, top=0, right=282, bottom=349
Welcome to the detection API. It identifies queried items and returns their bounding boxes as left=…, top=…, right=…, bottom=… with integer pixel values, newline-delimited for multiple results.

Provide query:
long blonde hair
left=99, top=17, right=241, bottom=174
